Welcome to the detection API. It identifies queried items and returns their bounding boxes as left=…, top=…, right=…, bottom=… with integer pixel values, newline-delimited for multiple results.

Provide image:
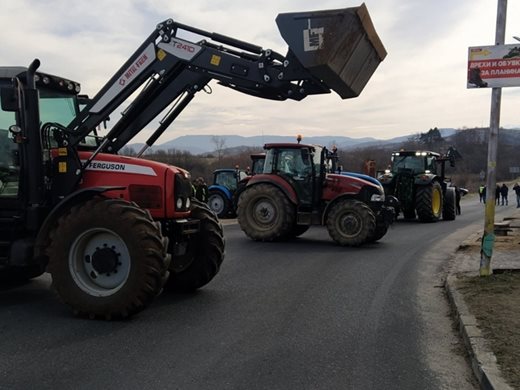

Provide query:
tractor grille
left=174, top=173, right=193, bottom=211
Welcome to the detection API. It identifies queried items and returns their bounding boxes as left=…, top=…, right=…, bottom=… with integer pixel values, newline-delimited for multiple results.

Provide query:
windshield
left=391, top=155, right=425, bottom=173
left=39, top=91, right=78, bottom=127
left=215, top=171, right=237, bottom=190
left=38, top=90, right=99, bottom=147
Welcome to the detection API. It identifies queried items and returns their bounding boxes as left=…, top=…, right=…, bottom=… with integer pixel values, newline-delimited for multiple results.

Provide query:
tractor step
left=297, top=211, right=321, bottom=225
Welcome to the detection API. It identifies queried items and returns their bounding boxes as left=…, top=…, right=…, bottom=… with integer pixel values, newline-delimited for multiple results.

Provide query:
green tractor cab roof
left=391, top=151, right=441, bottom=158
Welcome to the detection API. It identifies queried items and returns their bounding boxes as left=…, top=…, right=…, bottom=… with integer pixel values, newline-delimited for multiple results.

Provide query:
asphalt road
left=1, top=197, right=511, bottom=390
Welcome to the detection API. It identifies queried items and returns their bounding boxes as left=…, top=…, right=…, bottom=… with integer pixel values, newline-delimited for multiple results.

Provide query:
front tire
left=367, top=221, right=388, bottom=243
left=326, top=199, right=376, bottom=246
left=47, top=197, right=169, bottom=320
left=208, top=190, right=230, bottom=218
left=165, top=199, right=225, bottom=292
left=237, top=184, right=295, bottom=241
left=416, top=182, right=443, bottom=222
left=443, top=187, right=456, bottom=221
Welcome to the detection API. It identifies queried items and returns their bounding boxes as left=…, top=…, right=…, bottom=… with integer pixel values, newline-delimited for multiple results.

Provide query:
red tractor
left=237, top=142, right=395, bottom=245
left=0, top=5, right=386, bottom=318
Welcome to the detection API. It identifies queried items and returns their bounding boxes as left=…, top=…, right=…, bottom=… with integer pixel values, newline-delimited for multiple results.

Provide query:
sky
left=2, top=0, right=520, bottom=144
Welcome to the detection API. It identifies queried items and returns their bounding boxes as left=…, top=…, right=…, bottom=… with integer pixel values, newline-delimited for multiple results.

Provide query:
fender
left=246, top=174, right=298, bottom=205
left=34, top=186, right=125, bottom=259
left=208, top=184, right=233, bottom=200
left=321, top=193, right=359, bottom=225
left=414, top=173, right=437, bottom=185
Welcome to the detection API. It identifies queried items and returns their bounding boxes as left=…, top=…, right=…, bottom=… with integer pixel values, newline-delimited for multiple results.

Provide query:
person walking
left=500, top=183, right=509, bottom=206
left=495, top=185, right=501, bottom=205
left=513, top=183, right=520, bottom=208
left=482, top=185, right=487, bottom=204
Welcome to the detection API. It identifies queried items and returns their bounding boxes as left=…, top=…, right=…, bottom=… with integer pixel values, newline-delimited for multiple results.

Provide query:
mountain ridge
left=128, top=128, right=460, bottom=155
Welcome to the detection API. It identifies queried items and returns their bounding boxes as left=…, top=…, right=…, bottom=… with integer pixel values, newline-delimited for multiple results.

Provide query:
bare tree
left=211, top=135, right=227, bottom=162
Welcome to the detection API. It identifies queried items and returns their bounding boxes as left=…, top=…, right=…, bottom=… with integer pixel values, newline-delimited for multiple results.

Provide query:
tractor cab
left=212, top=168, right=248, bottom=192
left=250, top=153, right=266, bottom=175
left=389, top=151, right=440, bottom=176
left=262, top=143, right=325, bottom=206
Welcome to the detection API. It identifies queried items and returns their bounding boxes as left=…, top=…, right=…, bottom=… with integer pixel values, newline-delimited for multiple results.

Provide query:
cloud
left=2, top=0, right=520, bottom=144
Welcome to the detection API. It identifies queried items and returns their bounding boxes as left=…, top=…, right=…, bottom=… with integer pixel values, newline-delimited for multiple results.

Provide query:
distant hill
left=128, top=134, right=407, bottom=155
left=128, top=127, right=514, bottom=156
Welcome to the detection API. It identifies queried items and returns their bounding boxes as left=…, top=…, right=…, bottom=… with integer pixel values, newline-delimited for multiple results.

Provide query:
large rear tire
left=208, top=190, right=230, bottom=218
left=443, top=187, right=456, bottom=221
left=326, top=199, right=376, bottom=246
left=165, top=199, right=225, bottom=292
left=47, top=197, right=169, bottom=320
left=416, top=182, right=443, bottom=222
left=237, top=184, right=295, bottom=241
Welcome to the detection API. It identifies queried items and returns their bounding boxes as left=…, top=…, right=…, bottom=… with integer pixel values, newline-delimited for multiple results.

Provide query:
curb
left=445, top=274, right=513, bottom=390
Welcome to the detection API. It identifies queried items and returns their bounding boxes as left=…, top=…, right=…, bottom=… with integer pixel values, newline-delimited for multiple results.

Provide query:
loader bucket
left=276, top=3, right=387, bottom=99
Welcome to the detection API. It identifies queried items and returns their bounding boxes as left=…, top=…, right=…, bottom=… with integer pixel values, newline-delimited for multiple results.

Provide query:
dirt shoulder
left=452, top=214, right=520, bottom=389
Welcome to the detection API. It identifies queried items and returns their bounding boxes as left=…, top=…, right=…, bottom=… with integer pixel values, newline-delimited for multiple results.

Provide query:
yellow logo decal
left=210, top=55, right=221, bottom=66
left=58, top=161, right=67, bottom=173
left=157, top=49, right=167, bottom=61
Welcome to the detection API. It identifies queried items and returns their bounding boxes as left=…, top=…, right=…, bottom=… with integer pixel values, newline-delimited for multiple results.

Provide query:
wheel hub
left=91, top=247, right=120, bottom=274
left=209, top=195, right=224, bottom=214
left=254, top=200, right=276, bottom=224
left=70, top=229, right=131, bottom=296
left=340, top=214, right=361, bottom=236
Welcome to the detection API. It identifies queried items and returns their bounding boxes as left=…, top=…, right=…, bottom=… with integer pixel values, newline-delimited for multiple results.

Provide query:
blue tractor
left=208, top=168, right=248, bottom=218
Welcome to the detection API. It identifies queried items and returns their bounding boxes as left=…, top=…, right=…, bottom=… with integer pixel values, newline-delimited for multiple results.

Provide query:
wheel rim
left=432, top=187, right=442, bottom=215
left=337, top=212, right=362, bottom=237
left=252, top=198, right=277, bottom=227
left=69, top=228, right=131, bottom=297
left=209, top=194, right=225, bottom=215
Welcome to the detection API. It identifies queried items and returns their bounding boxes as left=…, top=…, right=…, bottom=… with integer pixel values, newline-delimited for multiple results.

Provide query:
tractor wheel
left=326, top=199, right=376, bottom=246
left=367, top=221, right=388, bottom=243
left=237, top=184, right=295, bottom=241
left=416, top=181, right=443, bottom=222
left=47, top=197, right=169, bottom=320
left=165, top=199, right=225, bottom=292
left=443, top=187, right=457, bottom=221
left=208, top=190, right=230, bottom=218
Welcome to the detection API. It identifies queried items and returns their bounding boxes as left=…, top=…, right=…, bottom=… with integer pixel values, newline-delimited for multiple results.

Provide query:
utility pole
left=480, top=0, right=507, bottom=276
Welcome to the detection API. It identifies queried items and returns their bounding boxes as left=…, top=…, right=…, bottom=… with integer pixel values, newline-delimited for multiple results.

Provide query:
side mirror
left=1, top=87, right=19, bottom=112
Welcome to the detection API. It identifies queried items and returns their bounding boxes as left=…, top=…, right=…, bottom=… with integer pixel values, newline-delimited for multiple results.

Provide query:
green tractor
left=377, top=148, right=460, bottom=222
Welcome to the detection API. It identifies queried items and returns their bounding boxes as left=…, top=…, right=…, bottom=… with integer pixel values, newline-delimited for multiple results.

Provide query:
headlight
left=176, top=198, right=183, bottom=209
left=185, top=197, right=191, bottom=209
left=371, top=194, right=385, bottom=202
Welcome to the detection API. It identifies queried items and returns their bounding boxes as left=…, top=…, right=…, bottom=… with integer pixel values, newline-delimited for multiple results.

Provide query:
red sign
left=467, top=44, right=520, bottom=88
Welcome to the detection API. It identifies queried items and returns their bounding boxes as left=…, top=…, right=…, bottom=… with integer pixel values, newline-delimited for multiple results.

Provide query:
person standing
left=482, top=185, right=487, bottom=204
left=500, top=183, right=508, bottom=206
left=478, top=185, right=485, bottom=203
left=194, top=177, right=209, bottom=203
left=513, top=183, right=520, bottom=208
left=495, top=185, right=501, bottom=205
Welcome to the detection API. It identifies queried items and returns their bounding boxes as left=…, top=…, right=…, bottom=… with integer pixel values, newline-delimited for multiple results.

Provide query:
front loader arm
left=68, top=4, right=386, bottom=153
